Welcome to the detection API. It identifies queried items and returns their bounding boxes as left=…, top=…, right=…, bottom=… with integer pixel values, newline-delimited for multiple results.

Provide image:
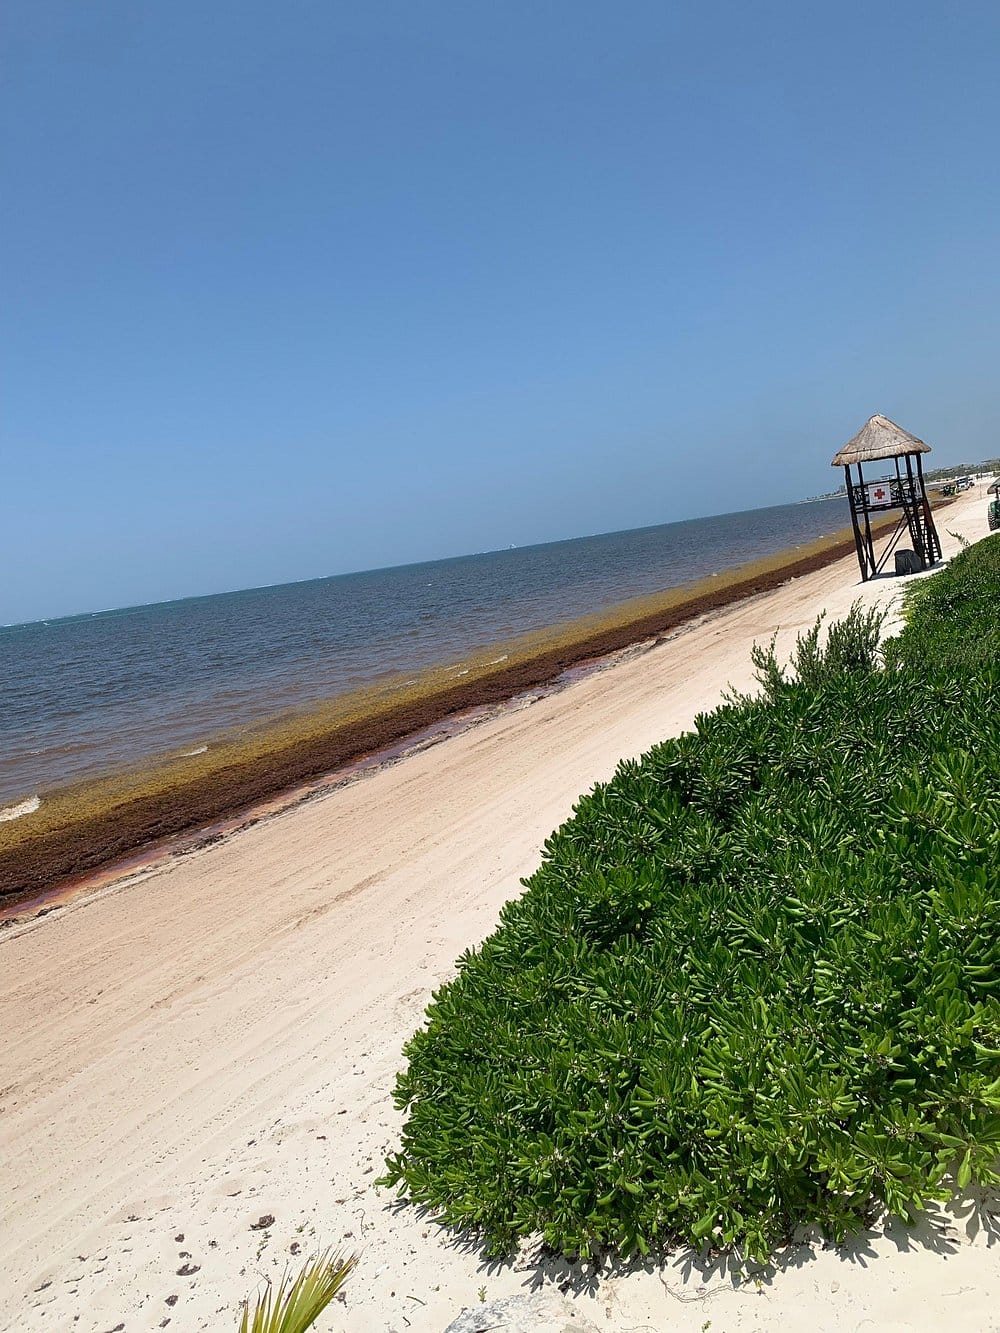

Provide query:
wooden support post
left=845, top=464, right=868, bottom=580
left=857, top=462, right=877, bottom=579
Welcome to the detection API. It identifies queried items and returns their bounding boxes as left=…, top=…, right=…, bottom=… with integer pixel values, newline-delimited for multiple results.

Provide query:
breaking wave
left=0, top=795, right=41, bottom=823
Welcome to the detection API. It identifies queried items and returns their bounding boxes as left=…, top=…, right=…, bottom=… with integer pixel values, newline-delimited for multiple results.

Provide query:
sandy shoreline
left=0, top=510, right=924, bottom=914
left=1, top=487, right=996, bottom=1333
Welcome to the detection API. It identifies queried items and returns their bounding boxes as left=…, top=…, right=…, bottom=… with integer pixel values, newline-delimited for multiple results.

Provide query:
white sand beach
left=1, top=486, right=996, bottom=1333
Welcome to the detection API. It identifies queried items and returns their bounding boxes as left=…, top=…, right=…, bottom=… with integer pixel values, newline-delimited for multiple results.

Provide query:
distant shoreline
left=0, top=508, right=933, bottom=916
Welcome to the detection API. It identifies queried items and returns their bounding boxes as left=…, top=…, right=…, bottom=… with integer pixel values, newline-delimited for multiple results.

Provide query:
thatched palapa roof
left=831, top=414, right=931, bottom=468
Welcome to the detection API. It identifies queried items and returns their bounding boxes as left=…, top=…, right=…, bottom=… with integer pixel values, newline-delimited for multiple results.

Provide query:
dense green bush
left=381, top=538, right=1000, bottom=1263
left=884, top=533, right=1000, bottom=679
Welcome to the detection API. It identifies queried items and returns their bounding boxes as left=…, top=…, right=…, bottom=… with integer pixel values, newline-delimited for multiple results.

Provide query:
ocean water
left=0, top=498, right=848, bottom=806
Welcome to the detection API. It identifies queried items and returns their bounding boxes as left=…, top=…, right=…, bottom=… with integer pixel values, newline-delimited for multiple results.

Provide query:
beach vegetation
left=237, top=1249, right=355, bottom=1333
left=381, top=537, right=1000, bottom=1263
left=743, top=601, right=885, bottom=701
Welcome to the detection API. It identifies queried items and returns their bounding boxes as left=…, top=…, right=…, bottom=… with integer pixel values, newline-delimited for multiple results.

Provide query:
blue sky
left=3, top=1, right=999, bottom=622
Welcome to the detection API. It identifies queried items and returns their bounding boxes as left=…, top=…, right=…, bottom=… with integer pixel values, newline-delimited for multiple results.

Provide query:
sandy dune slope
left=1, top=487, right=996, bottom=1333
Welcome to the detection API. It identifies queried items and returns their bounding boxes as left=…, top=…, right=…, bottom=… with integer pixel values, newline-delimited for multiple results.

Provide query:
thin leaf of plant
left=238, top=1249, right=356, bottom=1333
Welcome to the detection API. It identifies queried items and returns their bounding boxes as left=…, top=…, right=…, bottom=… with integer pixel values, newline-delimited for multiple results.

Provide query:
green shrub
left=746, top=601, right=886, bottom=704
left=884, top=534, right=1000, bottom=679
left=381, top=539, right=1000, bottom=1264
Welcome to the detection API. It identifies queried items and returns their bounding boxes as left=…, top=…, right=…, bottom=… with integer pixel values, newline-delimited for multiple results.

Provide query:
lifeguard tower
left=831, top=414, right=942, bottom=582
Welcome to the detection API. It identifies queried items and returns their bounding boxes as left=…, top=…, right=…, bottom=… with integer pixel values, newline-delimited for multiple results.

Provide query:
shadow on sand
left=385, top=1179, right=1000, bottom=1317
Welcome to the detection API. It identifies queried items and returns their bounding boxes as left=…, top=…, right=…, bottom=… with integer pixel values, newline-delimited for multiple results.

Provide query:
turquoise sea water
left=0, top=498, right=848, bottom=805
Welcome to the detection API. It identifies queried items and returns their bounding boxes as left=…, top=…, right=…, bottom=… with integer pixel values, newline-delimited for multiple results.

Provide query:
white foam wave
left=0, top=795, right=41, bottom=823
left=180, top=745, right=208, bottom=757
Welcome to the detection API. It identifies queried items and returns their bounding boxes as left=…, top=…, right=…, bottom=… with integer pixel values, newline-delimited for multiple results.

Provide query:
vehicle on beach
left=940, top=475, right=974, bottom=497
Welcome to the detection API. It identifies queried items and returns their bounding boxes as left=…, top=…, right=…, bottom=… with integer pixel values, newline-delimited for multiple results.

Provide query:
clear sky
left=3, top=1, right=999, bottom=623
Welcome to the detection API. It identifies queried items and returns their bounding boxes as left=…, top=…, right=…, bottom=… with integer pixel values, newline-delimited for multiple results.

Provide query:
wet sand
left=0, top=511, right=920, bottom=913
